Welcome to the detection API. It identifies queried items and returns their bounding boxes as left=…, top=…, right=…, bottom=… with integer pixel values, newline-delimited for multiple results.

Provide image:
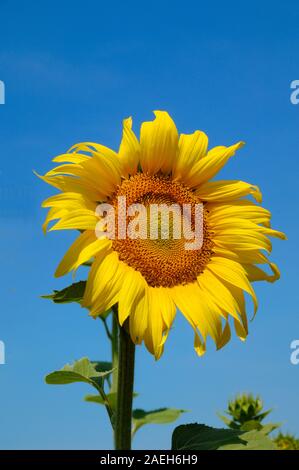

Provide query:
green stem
left=111, top=310, right=119, bottom=394
left=102, top=317, right=113, bottom=341
left=114, top=322, right=135, bottom=450
left=96, top=385, right=114, bottom=425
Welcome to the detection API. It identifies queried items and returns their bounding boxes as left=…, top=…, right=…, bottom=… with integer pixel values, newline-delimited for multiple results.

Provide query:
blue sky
left=0, top=0, right=298, bottom=449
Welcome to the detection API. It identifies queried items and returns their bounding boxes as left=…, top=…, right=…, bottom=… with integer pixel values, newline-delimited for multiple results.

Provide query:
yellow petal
left=44, top=162, right=111, bottom=199
left=47, top=142, right=121, bottom=198
left=68, top=142, right=118, bottom=160
left=218, top=321, right=232, bottom=349
left=49, top=209, right=99, bottom=231
left=52, top=153, right=91, bottom=164
left=140, top=110, right=179, bottom=175
left=156, top=288, right=176, bottom=329
left=207, top=200, right=271, bottom=226
left=42, top=193, right=96, bottom=233
left=243, top=262, right=280, bottom=283
left=45, top=164, right=83, bottom=177
left=129, top=286, right=149, bottom=345
left=259, top=226, right=287, bottom=240
left=207, top=257, right=258, bottom=314
left=83, top=251, right=125, bottom=316
left=80, top=151, right=121, bottom=197
left=83, top=250, right=113, bottom=307
left=171, top=283, right=210, bottom=355
left=183, top=141, right=244, bottom=188
left=118, top=117, right=140, bottom=177
left=90, top=264, right=126, bottom=317
left=42, top=207, right=67, bottom=233
left=35, top=172, right=104, bottom=201
left=234, top=318, right=247, bottom=341
left=198, top=269, right=249, bottom=343
left=172, top=130, right=208, bottom=181
left=118, top=267, right=146, bottom=326
left=213, top=245, right=270, bottom=265
left=55, top=231, right=111, bottom=278
left=196, top=180, right=262, bottom=203
left=202, top=294, right=225, bottom=346
left=144, top=288, right=165, bottom=360
left=209, top=216, right=286, bottom=242
left=42, top=192, right=96, bottom=211
left=226, top=284, right=248, bottom=333
left=142, top=287, right=176, bottom=358
left=213, top=230, right=272, bottom=254
left=209, top=217, right=263, bottom=231
left=197, top=269, right=240, bottom=323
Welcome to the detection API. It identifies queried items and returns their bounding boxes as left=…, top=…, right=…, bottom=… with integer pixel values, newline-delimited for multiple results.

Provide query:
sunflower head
left=222, top=393, right=270, bottom=429
left=274, top=433, right=299, bottom=450
left=38, top=110, right=286, bottom=359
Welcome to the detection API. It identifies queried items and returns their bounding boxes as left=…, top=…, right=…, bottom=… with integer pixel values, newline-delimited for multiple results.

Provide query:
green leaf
left=260, top=422, right=281, bottom=435
left=45, top=358, right=116, bottom=427
left=45, top=357, right=112, bottom=390
left=41, top=281, right=86, bottom=304
left=133, top=408, right=186, bottom=436
left=238, top=420, right=280, bottom=434
left=172, top=423, right=277, bottom=450
left=217, top=412, right=235, bottom=428
left=92, top=361, right=113, bottom=374
left=85, top=392, right=138, bottom=411
left=85, top=392, right=118, bottom=411
left=220, top=429, right=277, bottom=450
left=172, top=424, right=243, bottom=450
left=255, top=409, right=272, bottom=422
left=90, top=361, right=113, bottom=388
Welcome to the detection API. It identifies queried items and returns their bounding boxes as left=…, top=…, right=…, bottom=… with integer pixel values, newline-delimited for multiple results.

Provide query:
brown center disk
left=110, top=173, right=214, bottom=288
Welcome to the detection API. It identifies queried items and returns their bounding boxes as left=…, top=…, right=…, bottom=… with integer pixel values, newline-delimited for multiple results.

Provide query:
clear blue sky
left=0, top=0, right=298, bottom=449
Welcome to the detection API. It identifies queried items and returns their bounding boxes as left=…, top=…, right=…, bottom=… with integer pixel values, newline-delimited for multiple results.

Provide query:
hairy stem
left=111, top=311, right=119, bottom=394
left=114, top=322, right=135, bottom=450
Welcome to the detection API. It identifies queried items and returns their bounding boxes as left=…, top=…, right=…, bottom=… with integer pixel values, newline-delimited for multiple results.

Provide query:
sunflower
left=39, top=111, right=285, bottom=359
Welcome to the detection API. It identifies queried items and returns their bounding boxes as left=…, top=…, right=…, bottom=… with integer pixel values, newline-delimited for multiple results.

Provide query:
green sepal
left=132, top=408, right=186, bottom=437
left=41, top=281, right=86, bottom=304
